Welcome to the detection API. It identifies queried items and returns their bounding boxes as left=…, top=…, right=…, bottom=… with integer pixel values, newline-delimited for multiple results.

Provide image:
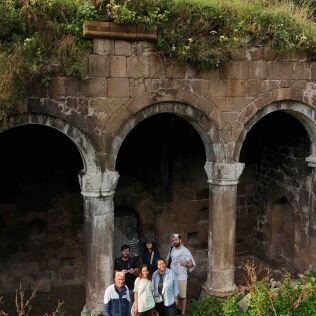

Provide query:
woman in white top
left=134, top=264, right=155, bottom=316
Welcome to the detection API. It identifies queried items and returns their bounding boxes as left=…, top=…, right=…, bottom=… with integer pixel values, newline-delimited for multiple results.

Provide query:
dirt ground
left=0, top=285, right=85, bottom=316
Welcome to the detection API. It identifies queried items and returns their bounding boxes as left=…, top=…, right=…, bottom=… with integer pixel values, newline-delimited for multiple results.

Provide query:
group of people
left=103, top=234, right=196, bottom=316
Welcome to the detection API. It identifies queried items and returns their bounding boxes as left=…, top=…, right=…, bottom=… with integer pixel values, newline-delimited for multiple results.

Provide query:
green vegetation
left=188, top=273, right=316, bottom=316
left=0, top=0, right=97, bottom=117
left=106, top=0, right=316, bottom=69
left=1, top=0, right=316, bottom=118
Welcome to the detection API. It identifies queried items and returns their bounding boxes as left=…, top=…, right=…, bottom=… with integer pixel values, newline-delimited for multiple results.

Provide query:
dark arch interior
left=0, top=124, right=85, bottom=301
left=116, top=113, right=206, bottom=199
left=240, top=111, right=310, bottom=163
left=237, top=111, right=310, bottom=269
left=0, top=125, right=83, bottom=211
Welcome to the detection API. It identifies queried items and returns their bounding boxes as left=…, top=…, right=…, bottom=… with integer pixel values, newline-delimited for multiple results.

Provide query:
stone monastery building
left=1, top=22, right=316, bottom=314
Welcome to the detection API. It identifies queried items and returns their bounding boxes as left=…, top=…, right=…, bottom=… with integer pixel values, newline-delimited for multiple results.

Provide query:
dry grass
left=0, top=283, right=64, bottom=316
left=57, top=35, right=78, bottom=56
left=242, top=257, right=272, bottom=290
left=0, top=296, right=9, bottom=316
left=15, top=283, right=41, bottom=316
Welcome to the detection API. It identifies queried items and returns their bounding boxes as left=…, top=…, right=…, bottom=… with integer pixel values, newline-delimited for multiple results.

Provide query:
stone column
left=80, top=170, right=119, bottom=315
left=204, top=162, right=244, bottom=296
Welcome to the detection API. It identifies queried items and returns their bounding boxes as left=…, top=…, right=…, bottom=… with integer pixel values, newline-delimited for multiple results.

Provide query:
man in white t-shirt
left=169, top=233, right=196, bottom=316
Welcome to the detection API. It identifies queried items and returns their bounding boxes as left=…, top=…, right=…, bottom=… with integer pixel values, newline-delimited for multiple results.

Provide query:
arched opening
left=115, top=113, right=208, bottom=296
left=238, top=110, right=310, bottom=272
left=0, top=125, right=85, bottom=313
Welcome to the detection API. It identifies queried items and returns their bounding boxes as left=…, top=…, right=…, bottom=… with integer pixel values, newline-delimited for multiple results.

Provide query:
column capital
left=204, top=162, right=245, bottom=185
left=306, top=155, right=316, bottom=168
left=79, top=170, right=119, bottom=197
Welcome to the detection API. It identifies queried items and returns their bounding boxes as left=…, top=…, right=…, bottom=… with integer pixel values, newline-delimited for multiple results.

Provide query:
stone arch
left=1, top=112, right=101, bottom=175
left=233, top=101, right=316, bottom=162
left=106, top=101, right=226, bottom=169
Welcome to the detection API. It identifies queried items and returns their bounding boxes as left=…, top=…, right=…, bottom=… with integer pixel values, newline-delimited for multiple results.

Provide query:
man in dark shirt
left=114, top=244, right=139, bottom=297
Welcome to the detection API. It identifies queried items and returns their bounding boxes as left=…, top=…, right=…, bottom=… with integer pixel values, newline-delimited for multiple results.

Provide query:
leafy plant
left=188, top=263, right=316, bottom=315
left=104, top=0, right=316, bottom=70
left=1, top=0, right=316, bottom=120
left=0, top=0, right=97, bottom=121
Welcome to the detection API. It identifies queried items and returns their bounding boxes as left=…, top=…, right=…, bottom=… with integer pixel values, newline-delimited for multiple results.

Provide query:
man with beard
left=114, top=244, right=139, bottom=301
left=169, top=234, right=196, bottom=316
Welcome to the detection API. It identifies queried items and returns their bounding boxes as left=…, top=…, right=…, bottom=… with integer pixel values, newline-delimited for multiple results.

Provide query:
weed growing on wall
left=0, top=0, right=97, bottom=119
left=1, top=0, right=316, bottom=119
left=105, top=0, right=316, bottom=70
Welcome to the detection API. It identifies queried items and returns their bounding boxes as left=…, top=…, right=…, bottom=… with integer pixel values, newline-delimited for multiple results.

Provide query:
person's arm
left=166, top=248, right=172, bottom=267
left=114, top=259, right=123, bottom=272
left=104, top=302, right=110, bottom=316
left=126, top=287, right=132, bottom=316
left=141, top=252, right=146, bottom=265
left=172, top=273, right=179, bottom=306
left=134, top=291, right=138, bottom=314
left=103, top=288, right=111, bottom=316
left=132, top=279, right=139, bottom=314
left=151, top=273, right=157, bottom=296
left=179, top=249, right=195, bottom=268
left=130, top=258, right=139, bottom=275
left=179, top=258, right=193, bottom=268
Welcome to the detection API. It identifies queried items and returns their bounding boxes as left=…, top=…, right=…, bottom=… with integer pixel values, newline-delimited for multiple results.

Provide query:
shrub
left=188, top=265, right=316, bottom=315
left=0, top=0, right=97, bottom=120
left=1, top=0, right=316, bottom=119
left=105, top=0, right=316, bottom=70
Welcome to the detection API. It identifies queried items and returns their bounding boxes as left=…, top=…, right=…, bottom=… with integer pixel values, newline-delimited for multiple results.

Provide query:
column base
left=202, top=282, right=238, bottom=298
left=81, top=304, right=103, bottom=316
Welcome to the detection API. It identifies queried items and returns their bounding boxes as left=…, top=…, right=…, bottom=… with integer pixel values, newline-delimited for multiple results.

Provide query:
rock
left=237, top=293, right=251, bottom=312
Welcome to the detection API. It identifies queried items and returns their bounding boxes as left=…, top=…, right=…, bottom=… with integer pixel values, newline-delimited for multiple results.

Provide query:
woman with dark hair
left=141, top=241, right=161, bottom=273
left=133, top=264, right=155, bottom=316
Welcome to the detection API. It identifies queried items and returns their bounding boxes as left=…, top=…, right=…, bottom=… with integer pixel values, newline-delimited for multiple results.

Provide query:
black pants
left=155, top=302, right=176, bottom=316
left=139, top=308, right=154, bottom=316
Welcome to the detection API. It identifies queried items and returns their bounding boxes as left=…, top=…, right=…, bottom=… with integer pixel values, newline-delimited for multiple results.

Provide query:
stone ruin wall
left=0, top=194, right=84, bottom=294
left=1, top=28, right=316, bottom=296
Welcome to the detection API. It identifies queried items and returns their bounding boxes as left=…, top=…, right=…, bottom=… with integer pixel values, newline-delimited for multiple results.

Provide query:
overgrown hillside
left=1, top=0, right=316, bottom=117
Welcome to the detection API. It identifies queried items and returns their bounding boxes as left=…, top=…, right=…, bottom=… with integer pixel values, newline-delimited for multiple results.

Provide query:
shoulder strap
left=150, top=251, right=154, bottom=265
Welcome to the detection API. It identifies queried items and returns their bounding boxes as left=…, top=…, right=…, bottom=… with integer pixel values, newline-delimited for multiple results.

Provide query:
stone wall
left=3, top=23, right=316, bottom=306
left=0, top=193, right=84, bottom=294
left=236, top=170, right=256, bottom=254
